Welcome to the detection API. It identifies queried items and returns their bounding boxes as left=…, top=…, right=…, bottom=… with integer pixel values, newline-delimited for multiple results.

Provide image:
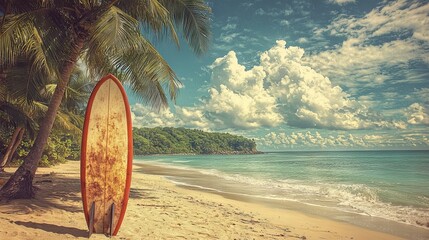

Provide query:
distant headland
left=133, top=127, right=261, bottom=155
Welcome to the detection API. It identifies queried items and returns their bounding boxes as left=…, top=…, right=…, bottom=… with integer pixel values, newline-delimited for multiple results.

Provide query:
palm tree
left=0, top=0, right=211, bottom=199
left=0, top=55, right=44, bottom=172
left=0, top=64, right=92, bottom=172
left=0, top=104, right=36, bottom=172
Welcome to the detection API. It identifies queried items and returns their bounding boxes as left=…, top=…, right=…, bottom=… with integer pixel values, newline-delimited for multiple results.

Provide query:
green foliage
left=9, top=132, right=80, bottom=167
left=133, top=127, right=259, bottom=155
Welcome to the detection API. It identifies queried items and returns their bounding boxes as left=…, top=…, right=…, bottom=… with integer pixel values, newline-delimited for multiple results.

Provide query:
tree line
left=134, top=127, right=260, bottom=155
left=0, top=127, right=259, bottom=169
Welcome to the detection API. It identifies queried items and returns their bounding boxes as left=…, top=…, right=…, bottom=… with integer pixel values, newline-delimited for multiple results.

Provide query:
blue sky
left=129, top=0, right=429, bottom=151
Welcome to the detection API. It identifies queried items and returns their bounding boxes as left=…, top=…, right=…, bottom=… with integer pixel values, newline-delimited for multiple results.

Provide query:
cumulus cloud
left=175, top=106, right=210, bottom=129
left=132, top=41, right=407, bottom=131
left=131, top=103, right=179, bottom=128
left=406, top=103, right=429, bottom=125
left=260, top=40, right=403, bottom=130
left=177, top=41, right=404, bottom=131
left=205, top=51, right=283, bottom=129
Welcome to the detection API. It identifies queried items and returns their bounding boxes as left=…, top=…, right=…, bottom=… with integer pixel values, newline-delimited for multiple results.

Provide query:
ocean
left=135, top=150, right=429, bottom=233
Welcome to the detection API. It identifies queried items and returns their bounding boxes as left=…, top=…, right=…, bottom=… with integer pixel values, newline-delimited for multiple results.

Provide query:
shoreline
left=0, top=161, right=423, bottom=239
left=136, top=151, right=264, bottom=157
left=135, top=161, right=429, bottom=240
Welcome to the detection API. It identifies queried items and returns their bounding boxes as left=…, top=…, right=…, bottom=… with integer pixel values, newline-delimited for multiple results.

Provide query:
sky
left=128, top=0, right=429, bottom=151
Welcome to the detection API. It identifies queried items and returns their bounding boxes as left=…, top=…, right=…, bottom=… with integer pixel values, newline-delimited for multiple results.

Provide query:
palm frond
left=88, top=6, right=141, bottom=55
left=42, top=72, right=93, bottom=112
left=2, top=57, right=46, bottom=104
left=85, top=7, right=180, bottom=109
left=160, top=0, right=211, bottom=55
left=0, top=13, right=34, bottom=67
left=0, top=0, right=54, bottom=15
left=0, top=102, right=37, bottom=138
left=115, top=0, right=179, bottom=45
left=0, top=7, right=70, bottom=80
left=119, top=38, right=180, bottom=106
left=30, top=9, right=76, bottom=78
left=32, top=101, right=82, bottom=136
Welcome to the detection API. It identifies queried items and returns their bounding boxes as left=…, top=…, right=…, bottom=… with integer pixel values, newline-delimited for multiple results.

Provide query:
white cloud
left=185, top=41, right=404, bottom=131
left=133, top=41, right=408, bottom=132
left=304, top=38, right=419, bottom=87
left=221, top=23, right=237, bottom=31
left=259, top=130, right=428, bottom=149
left=255, top=8, right=293, bottom=17
left=414, top=88, right=429, bottom=100
left=260, top=40, right=403, bottom=130
left=131, top=104, right=212, bottom=130
left=175, top=106, right=210, bottom=129
left=241, top=2, right=254, bottom=8
left=406, top=103, right=429, bottom=125
left=255, top=8, right=266, bottom=16
left=259, top=131, right=373, bottom=148
left=308, top=0, right=429, bottom=87
left=283, top=8, right=294, bottom=16
left=131, top=103, right=179, bottom=128
left=327, top=0, right=355, bottom=5
left=205, top=51, right=283, bottom=129
left=322, top=0, right=428, bottom=41
left=219, top=32, right=240, bottom=43
left=297, top=37, right=308, bottom=43
left=280, top=20, right=290, bottom=26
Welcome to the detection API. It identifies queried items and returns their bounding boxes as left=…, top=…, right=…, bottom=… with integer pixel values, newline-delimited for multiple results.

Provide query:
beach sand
left=0, top=161, right=407, bottom=240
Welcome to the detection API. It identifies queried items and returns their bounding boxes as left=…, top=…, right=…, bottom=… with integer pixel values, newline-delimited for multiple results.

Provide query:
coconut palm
left=0, top=104, right=36, bottom=172
left=0, top=0, right=211, bottom=199
left=0, top=65, right=93, bottom=172
left=0, top=55, right=45, bottom=172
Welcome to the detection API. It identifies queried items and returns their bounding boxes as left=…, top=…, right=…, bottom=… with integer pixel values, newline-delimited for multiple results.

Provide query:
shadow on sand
left=14, top=221, right=87, bottom=237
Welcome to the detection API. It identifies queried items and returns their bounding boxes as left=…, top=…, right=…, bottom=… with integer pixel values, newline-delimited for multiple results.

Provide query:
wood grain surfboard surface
left=81, top=74, right=133, bottom=236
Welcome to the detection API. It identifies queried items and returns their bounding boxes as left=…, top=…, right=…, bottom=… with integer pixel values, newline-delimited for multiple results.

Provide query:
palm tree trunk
left=0, top=39, right=85, bottom=200
left=0, top=127, right=25, bottom=172
left=0, top=127, right=22, bottom=172
left=7, top=128, right=25, bottom=165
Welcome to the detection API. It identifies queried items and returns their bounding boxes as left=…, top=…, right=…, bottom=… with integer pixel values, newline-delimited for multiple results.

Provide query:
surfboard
left=80, top=74, right=133, bottom=236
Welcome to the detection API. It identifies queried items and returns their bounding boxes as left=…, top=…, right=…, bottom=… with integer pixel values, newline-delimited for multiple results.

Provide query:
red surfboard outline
left=80, top=74, right=133, bottom=236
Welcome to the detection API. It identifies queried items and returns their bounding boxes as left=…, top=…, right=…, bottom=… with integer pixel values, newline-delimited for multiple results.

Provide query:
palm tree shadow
left=14, top=221, right=87, bottom=237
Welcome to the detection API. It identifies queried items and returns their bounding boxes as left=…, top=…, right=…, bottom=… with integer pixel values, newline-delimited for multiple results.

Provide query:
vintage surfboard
left=81, top=74, right=133, bottom=236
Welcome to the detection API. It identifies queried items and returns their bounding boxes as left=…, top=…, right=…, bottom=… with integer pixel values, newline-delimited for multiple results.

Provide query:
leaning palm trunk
left=0, top=40, right=84, bottom=199
left=0, top=127, right=21, bottom=170
left=7, top=127, right=25, bottom=166
left=0, top=127, right=24, bottom=172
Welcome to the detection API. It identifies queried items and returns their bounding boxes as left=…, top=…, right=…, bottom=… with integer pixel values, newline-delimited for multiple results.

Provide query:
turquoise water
left=135, top=150, right=429, bottom=228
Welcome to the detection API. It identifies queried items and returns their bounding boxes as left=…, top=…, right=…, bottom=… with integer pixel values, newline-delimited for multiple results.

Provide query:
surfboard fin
left=109, top=203, right=115, bottom=237
left=89, top=202, right=95, bottom=237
